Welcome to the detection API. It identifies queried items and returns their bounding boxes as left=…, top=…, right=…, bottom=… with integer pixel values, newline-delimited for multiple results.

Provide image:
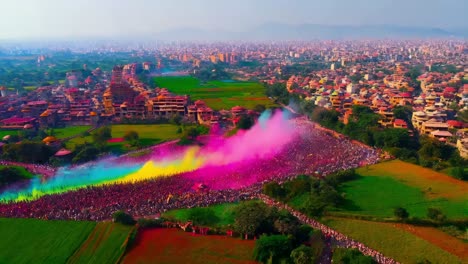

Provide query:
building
left=107, top=66, right=137, bottom=103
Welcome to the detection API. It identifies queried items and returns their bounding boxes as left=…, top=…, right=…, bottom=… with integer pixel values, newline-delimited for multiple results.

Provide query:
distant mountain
left=152, top=24, right=464, bottom=41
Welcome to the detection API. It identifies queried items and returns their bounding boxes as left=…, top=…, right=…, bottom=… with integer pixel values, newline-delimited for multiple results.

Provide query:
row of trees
left=264, top=170, right=358, bottom=217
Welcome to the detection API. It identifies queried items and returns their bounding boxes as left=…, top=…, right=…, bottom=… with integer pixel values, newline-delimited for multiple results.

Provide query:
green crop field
left=51, top=126, right=91, bottom=139
left=162, top=203, right=238, bottom=226
left=66, top=124, right=180, bottom=151
left=153, top=76, right=275, bottom=110
left=333, top=160, right=468, bottom=219
left=323, top=217, right=464, bottom=264
left=0, top=218, right=96, bottom=264
left=68, top=222, right=135, bottom=264
left=0, top=130, right=20, bottom=139
left=0, top=165, right=34, bottom=178
left=122, top=228, right=256, bottom=264
left=336, top=176, right=467, bottom=219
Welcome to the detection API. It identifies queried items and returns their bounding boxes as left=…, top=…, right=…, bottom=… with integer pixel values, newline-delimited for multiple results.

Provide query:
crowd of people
left=259, top=194, right=399, bottom=264
left=0, top=160, right=56, bottom=178
left=0, top=118, right=380, bottom=222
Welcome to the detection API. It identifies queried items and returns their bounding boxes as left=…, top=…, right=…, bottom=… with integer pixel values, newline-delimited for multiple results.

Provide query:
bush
left=394, top=207, right=409, bottom=220
left=137, top=218, right=164, bottom=228
left=427, top=208, right=446, bottom=222
left=112, top=211, right=136, bottom=225
left=332, top=248, right=377, bottom=264
left=188, top=208, right=219, bottom=226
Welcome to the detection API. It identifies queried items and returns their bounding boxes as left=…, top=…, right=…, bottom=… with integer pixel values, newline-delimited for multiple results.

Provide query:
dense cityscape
left=0, top=1, right=467, bottom=264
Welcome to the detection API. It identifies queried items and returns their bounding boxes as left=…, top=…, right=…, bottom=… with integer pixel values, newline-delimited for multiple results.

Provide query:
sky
left=0, top=0, right=467, bottom=39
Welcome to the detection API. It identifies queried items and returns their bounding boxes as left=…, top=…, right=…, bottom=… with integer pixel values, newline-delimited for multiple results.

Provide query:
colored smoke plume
left=0, top=110, right=296, bottom=202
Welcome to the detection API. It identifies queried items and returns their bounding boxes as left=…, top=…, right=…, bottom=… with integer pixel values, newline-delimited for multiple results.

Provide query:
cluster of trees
left=178, top=125, right=209, bottom=145
left=394, top=207, right=447, bottom=223
left=231, top=201, right=324, bottom=264
left=112, top=211, right=136, bottom=225
left=1, top=141, right=54, bottom=163
left=71, top=126, right=111, bottom=163
left=265, top=83, right=291, bottom=105
left=264, top=170, right=358, bottom=218
left=192, top=64, right=231, bottom=82
left=310, top=105, right=466, bottom=175
left=0, top=166, right=32, bottom=188
left=123, top=130, right=140, bottom=147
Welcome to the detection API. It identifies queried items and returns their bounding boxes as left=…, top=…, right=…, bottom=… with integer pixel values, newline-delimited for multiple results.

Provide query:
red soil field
left=393, top=223, right=468, bottom=260
left=123, top=228, right=257, bottom=264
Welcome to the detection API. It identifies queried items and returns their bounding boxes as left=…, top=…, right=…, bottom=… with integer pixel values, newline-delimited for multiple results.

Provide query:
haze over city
left=1, top=0, right=468, bottom=40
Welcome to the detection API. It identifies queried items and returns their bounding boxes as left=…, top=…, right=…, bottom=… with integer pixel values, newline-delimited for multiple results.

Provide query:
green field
left=336, top=176, right=467, bottom=218
left=51, top=126, right=91, bottom=139
left=323, top=217, right=464, bottom=264
left=162, top=203, right=238, bottom=226
left=68, top=222, right=135, bottom=264
left=333, top=160, right=468, bottom=219
left=153, top=76, right=275, bottom=110
left=0, top=218, right=135, bottom=264
left=0, top=218, right=96, bottom=264
left=67, top=124, right=180, bottom=151
left=0, top=130, right=20, bottom=139
left=0, top=165, right=34, bottom=178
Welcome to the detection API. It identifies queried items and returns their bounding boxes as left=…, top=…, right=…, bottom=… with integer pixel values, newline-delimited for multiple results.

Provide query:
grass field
left=323, top=217, right=464, bottom=264
left=0, top=165, right=34, bottom=178
left=334, top=160, right=468, bottom=219
left=162, top=203, right=238, bottom=226
left=67, top=124, right=180, bottom=151
left=153, top=76, right=275, bottom=110
left=0, top=130, right=20, bottom=139
left=357, top=160, right=467, bottom=199
left=0, top=218, right=96, bottom=264
left=122, top=228, right=257, bottom=264
left=51, top=126, right=91, bottom=139
left=68, top=222, right=135, bottom=264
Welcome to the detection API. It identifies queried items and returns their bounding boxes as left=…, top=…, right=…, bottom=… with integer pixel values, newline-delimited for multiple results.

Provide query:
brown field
left=393, top=223, right=468, bottom=260
left=357, top=160, right=468, bottom=199
left=122, top=228, right=257, bottom=264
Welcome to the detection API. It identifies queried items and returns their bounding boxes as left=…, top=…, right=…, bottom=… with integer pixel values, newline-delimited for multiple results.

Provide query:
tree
left=301, top=195, right=327, bottom=217
left=263, top=182, right=286, bottom=200
left=253, top=235, right=292, bottom=264
left=185, top=127, right=200, bottom=140
left=92, top=126, right=111, bottom=147
left=394, top=207, right=409, bottom=220
left=273, top=212, right=299, bottom=235
left=112, top=211, right=136, bottom=225
left=290, top=245, right=314, bottom=264
left=0, top=166, right=30, bottom=188
left=123, top=130, right=139, bottom=146
left=123, top=130, right=139, bottom=142
left=2, top=141, right=53, bottom=163
left=450, top=167, right=468, bottom=181
left=254, top=104, right=267, bottom=113
left=427, top=208, right=446, bottom=222
left=72, top=145, right=100, bottom=164
left=188, top=208, right=219, bottom=226
left=237, top=115, right=254, bottom=130
left=234, top=201, right=270, bottom=237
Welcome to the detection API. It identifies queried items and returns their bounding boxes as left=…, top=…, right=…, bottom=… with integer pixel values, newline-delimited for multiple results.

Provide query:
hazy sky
left=1, top=0, right=467, bottom=39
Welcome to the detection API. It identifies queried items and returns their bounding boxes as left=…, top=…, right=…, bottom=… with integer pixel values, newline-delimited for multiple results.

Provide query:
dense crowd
left=0, top=118, right=380, bottom=221
left=259, top=194, right=399, bottom=264
left=0, top=160, right=56, bottom=178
